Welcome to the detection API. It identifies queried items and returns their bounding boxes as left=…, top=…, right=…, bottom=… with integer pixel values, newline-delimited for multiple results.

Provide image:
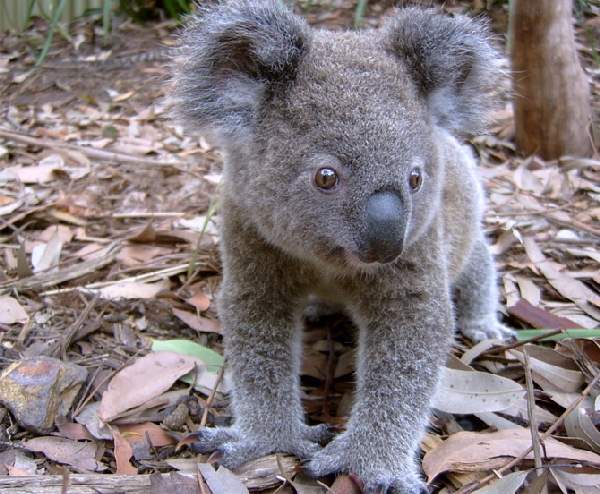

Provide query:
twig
left=479, top=329, right=564, bottom=357
left=0, top=242, right=119, bottom=292
left=0, top=128, right=188, bottom=171
left=457, top=372, right=600, bottom=494
left=41, top=263, right=188, bottom=296
left=523, top=348, right=543, bottom=472
left=200, top=364, right=225, bottom=428
left=109, top=212, right=187, bottom=219
left=61, top=295, right=98, bottom=360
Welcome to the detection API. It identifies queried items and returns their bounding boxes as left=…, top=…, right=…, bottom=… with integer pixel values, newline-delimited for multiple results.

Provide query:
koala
left=172, top=1, right=514, bottom=492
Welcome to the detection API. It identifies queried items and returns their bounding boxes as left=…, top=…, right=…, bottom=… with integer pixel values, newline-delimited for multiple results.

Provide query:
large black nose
left=360, top=191, right=406, bottom=264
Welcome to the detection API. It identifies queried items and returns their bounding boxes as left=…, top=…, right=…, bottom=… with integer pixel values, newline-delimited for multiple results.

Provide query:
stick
left=200, top=364, right=225, bottom=428
left=523, top=348, right=543, bottom=472
left=0, top=128, right=188, bottom=170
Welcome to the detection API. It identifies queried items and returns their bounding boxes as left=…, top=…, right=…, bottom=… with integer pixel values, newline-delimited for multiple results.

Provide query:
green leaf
left=515, top=329, right=600, bottom=341
left=152, top=339, right=224, bottom=373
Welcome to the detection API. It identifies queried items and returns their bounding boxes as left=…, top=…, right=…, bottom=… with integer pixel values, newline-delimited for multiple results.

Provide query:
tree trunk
left=510, top=0, right=593, bottom=159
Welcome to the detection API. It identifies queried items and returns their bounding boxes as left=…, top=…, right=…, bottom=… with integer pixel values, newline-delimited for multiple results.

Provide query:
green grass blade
left=34, top=0, right=68, bottom=68
left=353, top=0, right=368, bottom=28
left=515, top=329, right=600, bottom=341
left=152, top=339, right=224, bottom=373
left=102, top=0, right=113, bottom=46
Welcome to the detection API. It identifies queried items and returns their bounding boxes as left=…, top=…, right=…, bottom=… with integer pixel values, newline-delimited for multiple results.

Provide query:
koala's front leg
left=192, top=219, right=328, bottom=467
left=306, top=267, right=453, bottom=494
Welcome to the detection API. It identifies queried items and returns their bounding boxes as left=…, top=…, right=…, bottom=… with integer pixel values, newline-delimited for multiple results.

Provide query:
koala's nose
left=360, top=191, right=406, bottom=264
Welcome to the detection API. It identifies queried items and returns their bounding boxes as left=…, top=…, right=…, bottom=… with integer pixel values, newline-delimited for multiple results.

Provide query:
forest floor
left=0, top=1, right=599, bottom=493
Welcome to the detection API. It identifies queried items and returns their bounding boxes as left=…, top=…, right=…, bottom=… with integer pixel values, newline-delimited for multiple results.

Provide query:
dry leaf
left=98, top=280, right=168, bottom=300
left=112, top=427, right=137, bottom=475
left=471, top=470, right=530, bottom=494
left=22, top=437, right=104, bottom=472
left=172, top=307, right=222, bottom=334
left=422, top=428, right=600, bottom=481
left=432, top=368, right=524, bottom=414
left=198, top=463, right=249, bottom=494
left=98, top=352, right=196, bottom=422
left=0, top=297, right=28, bottom=324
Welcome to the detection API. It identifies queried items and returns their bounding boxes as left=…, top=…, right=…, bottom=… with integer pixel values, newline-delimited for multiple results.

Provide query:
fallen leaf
left=151, top=339, right=224, bottom=373
left=119, top=422, right=176, bottom=448
left=172, top=307, right=222, bottom=334
left=422, top=428, right=600, bottom=481
left=0, top=297, right=28, bottom=324
left=98, top=352, right=196, bottom=422
left=186, top=290, right=211, bottom=311
left=198, top=463, right=249, bottom=494
left=523, top=237, right=600, bottom=314
left=509, top=346, right=584, bottom=392
left=112, top=427, right=137, bottom=475
left=149, top=472, right=202, bottom=494
left=565, top=403, right=600, bottom=454
left=551, top=467, right=600, bottom=494
left=98, top=280, right=168, bottom=300
left=22, top=436, right=104, bottom=472
left=432, top=368, right=524, bottom=414
left=471, top=470, right=530, bottom=494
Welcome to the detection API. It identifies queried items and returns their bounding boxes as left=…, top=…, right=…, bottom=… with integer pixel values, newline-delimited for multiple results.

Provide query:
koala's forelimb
left=196, top=203, right=329, bottom=467
left=306, top=236, right=452, bottom=493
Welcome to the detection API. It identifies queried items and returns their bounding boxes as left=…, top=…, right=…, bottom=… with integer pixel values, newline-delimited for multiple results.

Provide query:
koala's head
left=173, top=0, right=500, bottom=270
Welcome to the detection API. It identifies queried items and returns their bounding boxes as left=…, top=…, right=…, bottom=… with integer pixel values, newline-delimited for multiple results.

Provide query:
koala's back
left=439, top=131, right=485, bottom=281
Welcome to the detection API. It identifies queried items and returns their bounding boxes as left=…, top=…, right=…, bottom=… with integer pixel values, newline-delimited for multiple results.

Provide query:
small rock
left=162, top=402, right=189, bottom=431
left=0, top=356, right=87, bottom=433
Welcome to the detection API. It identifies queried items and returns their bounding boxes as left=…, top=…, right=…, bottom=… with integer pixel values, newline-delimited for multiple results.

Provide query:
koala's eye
left=314, top=167, right=338, bottom=190
left=409, top=168, right=423, bottom=192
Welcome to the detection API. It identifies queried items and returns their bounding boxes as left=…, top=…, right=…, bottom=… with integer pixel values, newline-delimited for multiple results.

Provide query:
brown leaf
left=198, top=463, right=249, bottom=494
left=0, top=297, right=28, bottom=324
left=98, top=352, right=196, bottom=422
left=112, top=427, right=137, bottom=475
left=330, top=475, right=362, bottom=494
left=422, top=429, right=600, bottom=481
left=22, top=436, right=104, bottom=472
left=119, top=422, right=176, bottom=448
left=172, top=307, right=222, bottom=334
left=149, top=472, right=202, bottom=494
left=186, top=290, right=211, bottom=311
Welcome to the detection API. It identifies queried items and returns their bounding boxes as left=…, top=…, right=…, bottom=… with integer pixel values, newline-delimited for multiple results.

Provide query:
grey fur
left=172, top=1, right=513, bottom=492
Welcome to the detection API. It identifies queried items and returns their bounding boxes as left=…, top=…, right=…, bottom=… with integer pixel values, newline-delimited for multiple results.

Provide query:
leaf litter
left=0, top=1, right=599, bottom=493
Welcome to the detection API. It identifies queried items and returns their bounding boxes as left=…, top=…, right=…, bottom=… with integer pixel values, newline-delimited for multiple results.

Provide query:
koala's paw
left=459, top=317, right=515, bottom=342
left=190, top=425, right=326, bottom=468
left=305, top=433, right=426, bottom=494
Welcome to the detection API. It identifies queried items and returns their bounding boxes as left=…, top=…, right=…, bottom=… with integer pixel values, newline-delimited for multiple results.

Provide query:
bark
left=510, top=0, right=593, bottom=159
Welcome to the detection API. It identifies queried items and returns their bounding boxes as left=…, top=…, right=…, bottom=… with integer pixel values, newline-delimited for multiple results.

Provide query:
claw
left=189, top=426, right=238, bottom=454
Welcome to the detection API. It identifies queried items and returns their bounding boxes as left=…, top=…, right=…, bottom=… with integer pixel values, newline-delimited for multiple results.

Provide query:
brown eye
left=314, top=167, right=338, bottom=190
left=409, top=168, right=422, bottom=191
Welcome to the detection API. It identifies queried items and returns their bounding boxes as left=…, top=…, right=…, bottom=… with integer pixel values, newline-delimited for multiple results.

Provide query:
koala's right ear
left=384, top=8, right=501, bottom=137
left=172, top=0, right=310, bottom=143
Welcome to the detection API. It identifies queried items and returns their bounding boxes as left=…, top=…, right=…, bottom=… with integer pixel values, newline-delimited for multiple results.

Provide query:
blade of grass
left=353, top=0, right=368, bottom=28
left=515, top=328, right=600, bottom=341
left=102, top=0, right=113, bottom=46
left=34, top=0, right=68, bottom=68
left=186, top=197, right=219, bottom=279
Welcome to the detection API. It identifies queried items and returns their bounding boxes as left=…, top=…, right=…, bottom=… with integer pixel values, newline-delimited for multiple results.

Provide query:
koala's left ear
left=172, top=0, right=310, bottom=144
left=384, top=8, right=501, bottom=137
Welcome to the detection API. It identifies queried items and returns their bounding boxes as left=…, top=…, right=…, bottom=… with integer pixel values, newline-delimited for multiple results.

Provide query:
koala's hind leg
left=453, top=239, right=515, bottom=342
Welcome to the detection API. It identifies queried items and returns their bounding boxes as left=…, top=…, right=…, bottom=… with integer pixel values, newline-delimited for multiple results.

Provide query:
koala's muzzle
left=361, top=191, right=407, bottom=264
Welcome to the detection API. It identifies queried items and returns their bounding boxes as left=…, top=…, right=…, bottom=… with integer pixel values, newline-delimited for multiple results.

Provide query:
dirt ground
left=0, top=1, right=599, bottom=493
